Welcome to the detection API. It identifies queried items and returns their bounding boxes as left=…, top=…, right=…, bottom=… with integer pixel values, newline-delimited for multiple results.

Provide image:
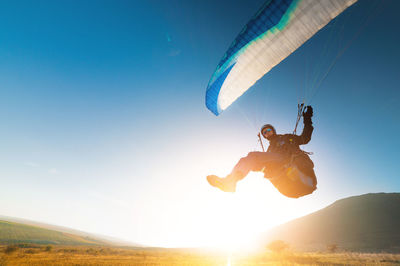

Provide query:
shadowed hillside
left=265, top=193, right=400, bottom=252
left=0, top=220, right=107, bottom=245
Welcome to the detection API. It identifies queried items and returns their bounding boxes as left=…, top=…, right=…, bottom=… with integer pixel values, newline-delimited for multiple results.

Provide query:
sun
left=194, top=172, right=291, bottom=252
left=141, top=157, right=322, bottom=249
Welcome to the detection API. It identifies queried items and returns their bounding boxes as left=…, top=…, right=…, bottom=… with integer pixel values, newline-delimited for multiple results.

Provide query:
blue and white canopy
left=206, top=0, right=357, bottom=115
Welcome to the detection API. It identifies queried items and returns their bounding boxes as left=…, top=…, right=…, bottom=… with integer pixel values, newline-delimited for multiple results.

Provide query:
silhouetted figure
left=207, top=106, right=317, bottom=198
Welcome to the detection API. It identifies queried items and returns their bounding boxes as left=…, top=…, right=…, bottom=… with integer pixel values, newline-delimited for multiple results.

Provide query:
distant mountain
left=264, top=193, right=400, bottom=252
left=0, top=216, right=140, bottom=247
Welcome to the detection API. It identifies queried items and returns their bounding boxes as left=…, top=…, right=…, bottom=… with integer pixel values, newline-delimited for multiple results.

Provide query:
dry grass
left=0, top=245, right=225, bottom=266
left=231, top=251, right=400, bottom=265
left=0, top=245, right=399, bottom=265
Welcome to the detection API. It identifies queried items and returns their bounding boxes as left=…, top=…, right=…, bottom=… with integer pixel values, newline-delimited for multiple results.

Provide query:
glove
left=303, top=106, right=313, bottom=124
left=303, top=105, right=313, bottom=119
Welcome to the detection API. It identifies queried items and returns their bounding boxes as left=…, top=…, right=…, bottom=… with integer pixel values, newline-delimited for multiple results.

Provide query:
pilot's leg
left=207, top=152, right=283, bottom=192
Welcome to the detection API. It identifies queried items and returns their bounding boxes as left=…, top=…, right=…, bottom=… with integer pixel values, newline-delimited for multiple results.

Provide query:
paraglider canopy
left=205, top=0, right=357, bottom=115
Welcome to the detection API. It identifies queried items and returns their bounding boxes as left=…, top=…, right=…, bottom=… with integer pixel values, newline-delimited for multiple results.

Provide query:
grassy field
left=0, top=220, right=102, bottom=246
left=1, top=245, right=400, bottom=265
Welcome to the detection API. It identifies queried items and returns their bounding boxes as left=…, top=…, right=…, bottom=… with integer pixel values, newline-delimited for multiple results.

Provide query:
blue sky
left=0, top=0, right=399, bottom=248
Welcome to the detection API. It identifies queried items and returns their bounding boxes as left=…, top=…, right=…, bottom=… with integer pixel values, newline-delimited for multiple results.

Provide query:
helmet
left=261, top=124, right=276, bottom=135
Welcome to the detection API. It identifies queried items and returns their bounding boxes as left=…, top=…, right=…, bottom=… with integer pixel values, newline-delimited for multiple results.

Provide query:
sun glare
left=129, top=147, right=324, bottom=250
left=196, top=172, right=295, bottom=252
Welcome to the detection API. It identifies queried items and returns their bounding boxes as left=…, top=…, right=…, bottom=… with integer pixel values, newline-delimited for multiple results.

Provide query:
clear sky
left=1, top=0, right=399, bottom=248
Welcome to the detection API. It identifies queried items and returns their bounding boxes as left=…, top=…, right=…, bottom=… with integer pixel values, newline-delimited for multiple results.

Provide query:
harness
left=263, top=137, right=316, bottom=188
left=257, top=105, right=317, bottom=197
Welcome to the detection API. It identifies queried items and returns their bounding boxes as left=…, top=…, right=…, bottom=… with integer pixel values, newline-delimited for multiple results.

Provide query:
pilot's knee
left=239, top=153, right=252, bottom=164
left=247, top=151, right=257, bottom=158
left=248, top=151, right=263, bottom=160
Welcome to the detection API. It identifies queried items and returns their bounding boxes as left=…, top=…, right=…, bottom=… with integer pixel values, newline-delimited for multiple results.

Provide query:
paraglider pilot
left=207, top=106, right=317, bottom=198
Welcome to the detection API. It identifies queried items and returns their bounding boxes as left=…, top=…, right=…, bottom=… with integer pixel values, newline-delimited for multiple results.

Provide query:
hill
left=0, top=219, right=108, bottom=245
left=264, top=193, right=400, bottom=252
left=0, top=215, right=139, bottom=247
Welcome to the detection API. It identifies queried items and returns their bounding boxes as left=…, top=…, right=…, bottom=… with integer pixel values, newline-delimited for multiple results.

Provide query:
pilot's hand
left=303, top=105, right=313, bottom=119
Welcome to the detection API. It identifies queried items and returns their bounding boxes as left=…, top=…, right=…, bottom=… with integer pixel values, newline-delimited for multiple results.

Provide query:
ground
left=0, top=245, right=399, bottom=265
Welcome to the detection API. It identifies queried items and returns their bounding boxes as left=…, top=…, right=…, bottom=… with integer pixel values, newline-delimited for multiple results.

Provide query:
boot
left=207, top=175, right=237, bottom=192
left=207, top=170, right=246, bottom=192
